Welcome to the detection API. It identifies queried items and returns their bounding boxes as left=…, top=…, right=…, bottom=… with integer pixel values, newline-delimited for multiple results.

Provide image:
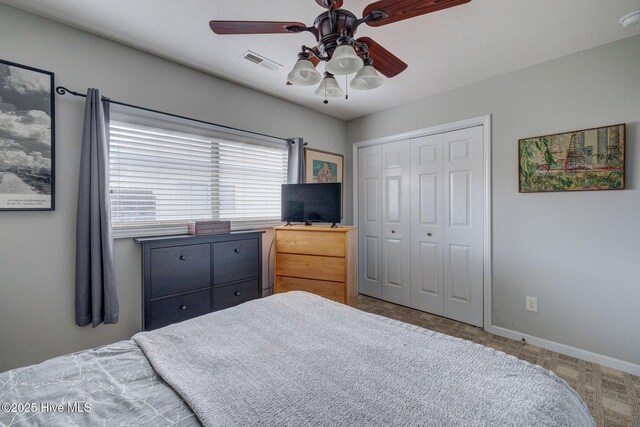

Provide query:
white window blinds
left=108, top=116, right=288, bottom=237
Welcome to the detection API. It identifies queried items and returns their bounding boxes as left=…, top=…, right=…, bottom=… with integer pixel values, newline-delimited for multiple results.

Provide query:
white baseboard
left=486, top=325, right=640, bottom=376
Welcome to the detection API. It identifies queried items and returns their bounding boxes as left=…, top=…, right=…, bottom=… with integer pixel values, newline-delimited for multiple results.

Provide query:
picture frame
left=304, top=147, right=343, bottom=185
left=518, top=124, right=625, bottom=193
left=304, top=147, right=344, bottom=218
left=0, top=59, right=55, bottom=210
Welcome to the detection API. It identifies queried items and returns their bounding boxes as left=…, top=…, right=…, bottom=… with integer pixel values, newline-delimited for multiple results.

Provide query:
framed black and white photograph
left=0, top=59, right=55, bottom=211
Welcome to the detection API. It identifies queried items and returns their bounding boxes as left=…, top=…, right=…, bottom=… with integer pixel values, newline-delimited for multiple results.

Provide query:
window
left=108, top=111, right=288, bottom=237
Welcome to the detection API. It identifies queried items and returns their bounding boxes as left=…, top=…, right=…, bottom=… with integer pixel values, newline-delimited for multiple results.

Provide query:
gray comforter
left=1, top=291, right=594, bottom=426
left=0, top=340, right=198, bottom=426
left=133, top=291, right=594, bottom=427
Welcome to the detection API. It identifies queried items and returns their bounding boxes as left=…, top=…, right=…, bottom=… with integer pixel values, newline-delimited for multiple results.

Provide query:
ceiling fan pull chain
left=345, top=75, right=349, bottom=100
left=324, top=81, right=329, bottom=104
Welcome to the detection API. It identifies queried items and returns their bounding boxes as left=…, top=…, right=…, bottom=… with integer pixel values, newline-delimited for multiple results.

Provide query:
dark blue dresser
left=135, top=231, right=264, bottom=330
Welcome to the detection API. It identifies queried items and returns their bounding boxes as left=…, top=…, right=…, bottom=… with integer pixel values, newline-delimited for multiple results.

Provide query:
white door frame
left=352, top=115, right=492, bottom=330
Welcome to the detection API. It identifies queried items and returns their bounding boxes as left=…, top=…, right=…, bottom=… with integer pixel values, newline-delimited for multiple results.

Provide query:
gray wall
left=348, top=35, right=640, bottom=366
left=0, top=5, right=347, bottom=372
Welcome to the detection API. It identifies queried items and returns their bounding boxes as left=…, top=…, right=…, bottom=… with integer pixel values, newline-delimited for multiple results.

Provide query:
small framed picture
left=0, top=59, right=55, bottom=210
left=304, top=148, right=343, bottom=184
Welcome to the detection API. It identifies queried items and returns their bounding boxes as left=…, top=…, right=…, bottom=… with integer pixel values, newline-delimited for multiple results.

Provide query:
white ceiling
left=2, top=0, right=639, bottom=120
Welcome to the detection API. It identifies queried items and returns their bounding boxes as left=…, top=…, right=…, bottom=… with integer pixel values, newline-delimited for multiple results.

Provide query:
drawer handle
left=234, top=248, right=240, bottom=253
left=179, top=255, right=187, bottom=261
left=234, top=291, right=241, bottom=296
left=180, top=305, right=188, bottom=311
left=427, top=232, right=432, bottom=237
left=391, top=230, right=396, bottom=234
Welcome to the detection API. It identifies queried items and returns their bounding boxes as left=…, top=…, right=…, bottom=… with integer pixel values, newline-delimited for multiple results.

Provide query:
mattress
left=0, top=291, right=594, bottom=426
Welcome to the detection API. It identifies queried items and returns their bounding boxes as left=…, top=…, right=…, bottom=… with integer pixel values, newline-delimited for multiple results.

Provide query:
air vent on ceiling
left=240, top=50, right=282, bottom=71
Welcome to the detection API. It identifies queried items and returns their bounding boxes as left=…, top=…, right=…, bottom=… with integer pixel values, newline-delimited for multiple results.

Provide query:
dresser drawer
left=150, top=244, right=211, bottom=298
left=276, top=230, right=345, bottom=257
left=213, top=239, right=259, bottom=285
left=146, top=289, right=211, bottom=330
left=276, top=276, right=345, bottom=304
left=213, top=279, right=260, bottom=311
left=276, top=253, right=345, bottom=282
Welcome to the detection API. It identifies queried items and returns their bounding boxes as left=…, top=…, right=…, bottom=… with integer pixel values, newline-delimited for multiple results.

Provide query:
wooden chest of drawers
left=273, top=226, right=357, bottom=306
left=136, top=231, right=263, bottom=330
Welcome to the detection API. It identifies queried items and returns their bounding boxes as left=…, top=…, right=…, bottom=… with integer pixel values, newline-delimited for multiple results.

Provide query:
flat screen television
left=281, top=183, right=341, bottom=226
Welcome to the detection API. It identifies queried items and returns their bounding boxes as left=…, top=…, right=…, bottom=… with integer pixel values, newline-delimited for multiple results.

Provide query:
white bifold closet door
left=410, top=134, right=445, bottom=316
left=381, top=141, right=411, bottom=306
left=358, top=125, right=484, bottom=327
left=441, top=126, right=484, bottom=327
left=357, top=145, right=383, bottom=299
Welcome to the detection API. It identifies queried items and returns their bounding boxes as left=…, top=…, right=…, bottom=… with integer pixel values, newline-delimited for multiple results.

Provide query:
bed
left=0, top=291, right=594, bottom=426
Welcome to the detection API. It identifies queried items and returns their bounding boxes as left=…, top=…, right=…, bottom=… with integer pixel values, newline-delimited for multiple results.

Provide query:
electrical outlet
left=526, top=296, right=538, bottom=312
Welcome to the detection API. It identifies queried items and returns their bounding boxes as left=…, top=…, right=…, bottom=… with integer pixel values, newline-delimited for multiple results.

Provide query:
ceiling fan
left=210, top=0, right=471, bottom=103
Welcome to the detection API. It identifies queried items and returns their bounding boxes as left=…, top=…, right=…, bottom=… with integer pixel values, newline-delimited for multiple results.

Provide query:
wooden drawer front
left=150, top=244, right=211, bottom=298
left=276, top=276, right=345, bottom=304
left=213, top=239, right=259, bottom=285
left=276, top=230, right=345, bottom=257
left=276, top=254, right=345, bottom=282
left=213, top=279, right=260, bottom=311
left=147, top=289, right=211, bottom=330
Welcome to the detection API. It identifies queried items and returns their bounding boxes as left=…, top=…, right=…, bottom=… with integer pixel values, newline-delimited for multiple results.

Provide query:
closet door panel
left=443, top=126, right=484, bottom=327
left=358, top=145, right=382, bottom=298
left=364, top=236, right=379, bottom=282
left=381, top=142, right=411, bottom=306
left=410, top=134, right=444, bottom=315
left=418, top=242, right=440, bottom=295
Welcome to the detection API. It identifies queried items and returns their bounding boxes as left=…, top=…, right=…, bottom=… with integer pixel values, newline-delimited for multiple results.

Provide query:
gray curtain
left=75, top=88, right=118, bottom=327
left=287, top=137, right=305, bottom=184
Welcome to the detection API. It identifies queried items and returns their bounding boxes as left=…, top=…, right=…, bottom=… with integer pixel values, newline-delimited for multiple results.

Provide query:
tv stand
left=283, top=221, right=337, bottom=227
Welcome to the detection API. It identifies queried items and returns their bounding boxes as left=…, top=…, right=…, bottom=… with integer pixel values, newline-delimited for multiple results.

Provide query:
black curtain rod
left=55, top=86, right=293, bottom=143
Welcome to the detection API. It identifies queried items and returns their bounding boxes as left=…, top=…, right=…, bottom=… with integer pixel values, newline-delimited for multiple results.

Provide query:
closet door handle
left=179, top=255, right=187, bottom=261
left=234, top=291, right=241, bottom=296
left=180, top=305, right=188, bottom=311
left=234, top=248, right=240, bottom=253
left=427, top=233, right=432, bottom=237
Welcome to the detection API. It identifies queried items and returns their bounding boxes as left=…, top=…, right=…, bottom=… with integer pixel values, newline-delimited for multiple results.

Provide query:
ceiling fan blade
left=210, top=20, right=307, bottom=35
left=315, top=0, right=344, bottom=9
left=363, top=0, right=471, bottom=27
left=357, top=37, right=408, bottom=78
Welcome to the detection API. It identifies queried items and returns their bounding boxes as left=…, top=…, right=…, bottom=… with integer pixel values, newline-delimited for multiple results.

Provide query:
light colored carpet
left=356, top=294, right=640, bottom=427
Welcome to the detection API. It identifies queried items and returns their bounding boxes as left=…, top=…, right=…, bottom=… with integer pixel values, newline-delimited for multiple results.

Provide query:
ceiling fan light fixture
left=350, top=59, right=383, bottom=90
left=619, top=10, right=640, bottom=27
left=287, top=52, right=322, bottom=86
left=314, top=73, right=344, bottom=98
left=326, top=43, right=364, bottom=75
